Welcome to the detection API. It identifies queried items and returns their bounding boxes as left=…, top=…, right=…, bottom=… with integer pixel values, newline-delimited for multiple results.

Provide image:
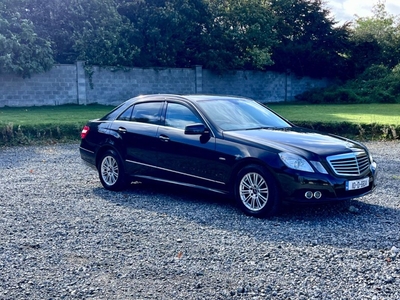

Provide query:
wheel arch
left=95, top=142, right=124, bottom=171
left=228, top=158, right=282, bottom=195
left=233, top=160, right=282, bottom=217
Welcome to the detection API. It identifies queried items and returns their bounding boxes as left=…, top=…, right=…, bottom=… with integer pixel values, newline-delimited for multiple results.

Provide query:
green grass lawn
left=1, top=103, right=399, bottom=145
left=0, top=104, right=114, bottom=126
left=268, top=103, right=400, bottom=125
left=1, top=103, right=399, bottom=126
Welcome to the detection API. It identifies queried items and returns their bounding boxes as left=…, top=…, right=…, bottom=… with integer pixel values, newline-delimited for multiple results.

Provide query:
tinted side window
left=131, top=102, right=163, bottom=124
left=117, top=106, right=134, bottom=121
left=165, top=103, right=202, bottom=130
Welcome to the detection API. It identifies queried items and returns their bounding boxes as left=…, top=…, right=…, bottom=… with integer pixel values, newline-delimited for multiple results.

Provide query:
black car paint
left=80, top=94, right=377, bottom=204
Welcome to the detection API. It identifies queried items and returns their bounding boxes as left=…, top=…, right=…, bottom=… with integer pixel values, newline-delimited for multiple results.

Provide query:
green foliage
left=117, top=0, right=212, bottom=68
left=200, top=0, right=276, bottom=71
left=297, top=63, right=400, bottom=104
left=293, top=121, right=400, bottom=141
left=296, top=87, right=362, bottom=104
left=323, top=88, right=362, bottom=104
left=0, top=5, right=54, bottom=77
left=350, top=0, right=400, bottom=75
left=17, top=0, right=81, bottom=64
left=1, top=0, right=280, bottom=73
left=118, top=0, right=276, bottom=71
left=268, top=0, right=352, bottom=79
left=14, top=0, right=137, bottom=67
left=357, top=64, right=390, bottom=80
left=71, top=0, right=137, bottom=67
left=1, top=123, right=83, bottom=146
left=1, top=0, right=399, bottom=84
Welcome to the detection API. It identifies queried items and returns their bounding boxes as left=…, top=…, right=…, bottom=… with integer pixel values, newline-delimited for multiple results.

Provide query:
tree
left=117, top=0, right=211, bottom=68
left=71, top=0, right=137, bottom=67
left=350, top=0, right=400, bottom=75
left=268, top=0, right=352, bottom=79
left=200, top=0, right=276, bottom=71
left=14, top=0, right=135, bottom=67
left=118, top=0, right=276, bottom=71
left=0, top=1, right=53, bottom=77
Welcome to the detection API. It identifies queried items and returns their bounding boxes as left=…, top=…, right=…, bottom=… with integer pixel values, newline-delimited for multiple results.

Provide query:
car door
left=109, top=101, right=163, bottom=175
left=156, top=101, right=228, bottom=190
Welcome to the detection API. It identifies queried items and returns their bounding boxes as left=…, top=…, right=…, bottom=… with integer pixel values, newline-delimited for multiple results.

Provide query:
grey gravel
left=0, top=141, right=399, bottom=299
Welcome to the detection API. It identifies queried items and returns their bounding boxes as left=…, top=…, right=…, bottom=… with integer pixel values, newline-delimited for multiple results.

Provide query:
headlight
left=279, top=152, right=314, bottom=173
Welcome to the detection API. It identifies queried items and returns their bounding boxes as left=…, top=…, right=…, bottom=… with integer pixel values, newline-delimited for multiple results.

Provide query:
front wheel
left=98, top=150, right=126, bottom=191
left=235, top=164, right=280, bottom=217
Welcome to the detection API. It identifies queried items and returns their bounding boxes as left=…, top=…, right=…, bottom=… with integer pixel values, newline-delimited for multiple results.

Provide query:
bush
left=370, top=90, right=396, bottom=103
left=293, top=121, right=400, bottom=141
left=295, top=88, right=324, bottom=103
left=358, top=64, right=390, bottom=81
left=324, top=88, right=362, bottom=103
left=297, top=87, right=362, bottom=104
left=295, top=64, right=400, bottom=104
left=0, top=123, right=81, bottom=146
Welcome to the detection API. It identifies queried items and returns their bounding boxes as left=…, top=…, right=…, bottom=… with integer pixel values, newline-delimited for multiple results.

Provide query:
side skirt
left=131, top=175, right=229, bottom=195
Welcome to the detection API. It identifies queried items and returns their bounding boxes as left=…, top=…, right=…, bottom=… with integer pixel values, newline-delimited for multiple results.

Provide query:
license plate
left=346, top=177, right=369, bottom=191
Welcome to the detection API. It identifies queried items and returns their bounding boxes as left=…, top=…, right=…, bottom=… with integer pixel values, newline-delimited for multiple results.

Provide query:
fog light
left=305, top=191, right=313, bottom=199
left=314, top=191, right=322, bottom=199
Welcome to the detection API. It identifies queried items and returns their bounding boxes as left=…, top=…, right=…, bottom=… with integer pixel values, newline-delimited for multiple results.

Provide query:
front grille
left=327, top=151, right=370, bottom=176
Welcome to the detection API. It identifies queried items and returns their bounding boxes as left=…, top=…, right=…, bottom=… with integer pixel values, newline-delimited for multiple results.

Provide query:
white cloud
left=325, top=0, right=400, bottom=23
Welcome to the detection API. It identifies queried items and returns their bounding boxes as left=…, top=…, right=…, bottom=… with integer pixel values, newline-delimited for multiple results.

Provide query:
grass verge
left=268, top=103, right=400, bottom=126
left=269, top=103, right=400, bottom=141
left=1, top=103, right=399, bottom=146
left=1, top=123, right=85, bottom=146
left=0, top=104, right=112, bottom=146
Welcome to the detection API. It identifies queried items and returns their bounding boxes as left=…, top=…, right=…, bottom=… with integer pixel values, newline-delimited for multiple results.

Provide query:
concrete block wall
left=0, top=62, right=331, bottom=107
left=202, top=70, right=288, bottom=102
left=0, top=65, right=77, bottom=107
left=86, top=67, right=196, bottom=106
left=202, top=69, right=330, bottom=102
left=290, top=74, right=330, bottom=97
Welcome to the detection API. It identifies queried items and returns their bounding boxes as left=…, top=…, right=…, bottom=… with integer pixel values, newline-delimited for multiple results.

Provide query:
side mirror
left=184, top=123, right=210, bottom=135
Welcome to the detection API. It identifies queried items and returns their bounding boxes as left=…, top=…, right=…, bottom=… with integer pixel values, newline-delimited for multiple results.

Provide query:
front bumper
left=277, top=162, right=378, bottom=203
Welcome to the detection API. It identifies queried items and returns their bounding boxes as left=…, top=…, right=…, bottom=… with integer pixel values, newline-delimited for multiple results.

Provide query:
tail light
left=81, top=125, right=90, bottom=139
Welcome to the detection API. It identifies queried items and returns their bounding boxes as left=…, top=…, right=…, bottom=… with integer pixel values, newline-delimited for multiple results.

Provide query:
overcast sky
left=325, top=0, right=400, bottom=24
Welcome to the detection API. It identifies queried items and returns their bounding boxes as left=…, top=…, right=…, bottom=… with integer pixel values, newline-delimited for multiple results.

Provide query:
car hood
left=223, top=127, right=365, bottom=157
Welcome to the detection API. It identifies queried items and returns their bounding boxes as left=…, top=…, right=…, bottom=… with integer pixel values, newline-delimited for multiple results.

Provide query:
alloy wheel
left=101, top=155, right=119, bottom=186
left=239, top=172, right=269, bottom=211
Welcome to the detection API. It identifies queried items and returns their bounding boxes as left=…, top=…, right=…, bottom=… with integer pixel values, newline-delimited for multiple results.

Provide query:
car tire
left=98, top=150, right=126, bottom=191
left=235, top=164, right=280, bottom=217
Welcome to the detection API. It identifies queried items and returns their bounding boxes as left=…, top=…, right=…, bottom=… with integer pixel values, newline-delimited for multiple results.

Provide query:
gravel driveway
left=0, top=141, right=399, bottom=299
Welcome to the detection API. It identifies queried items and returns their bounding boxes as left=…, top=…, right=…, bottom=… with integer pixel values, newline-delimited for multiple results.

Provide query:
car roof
left=131, top=94, right=251, bottom=103
left=183, top=94, right=252, bottom=102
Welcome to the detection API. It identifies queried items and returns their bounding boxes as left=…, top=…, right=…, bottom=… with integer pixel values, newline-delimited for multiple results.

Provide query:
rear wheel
left=235, top=164, right=280, bottom=217
left=98, top=150, right=126, bottom=191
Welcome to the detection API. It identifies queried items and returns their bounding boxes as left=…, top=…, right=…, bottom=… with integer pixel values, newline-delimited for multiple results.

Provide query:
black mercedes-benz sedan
left=80, top=94, right=377, bottom=217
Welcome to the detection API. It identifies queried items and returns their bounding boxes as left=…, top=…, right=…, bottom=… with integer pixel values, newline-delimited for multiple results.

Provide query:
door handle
left=118, top=127, right=127, bottom=133
left=159, top=134, right=170, bottom=142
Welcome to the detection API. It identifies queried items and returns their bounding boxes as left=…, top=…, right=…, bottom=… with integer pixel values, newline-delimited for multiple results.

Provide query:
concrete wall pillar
left=285, top=69, right=292, bottom=101
left=76, top=61, right=87, bottom=105
left=195, top=65, right=203, bottom=94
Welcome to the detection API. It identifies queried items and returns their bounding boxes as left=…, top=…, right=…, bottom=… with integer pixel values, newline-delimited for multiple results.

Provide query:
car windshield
left=196, top=98, right=291, bottom=131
